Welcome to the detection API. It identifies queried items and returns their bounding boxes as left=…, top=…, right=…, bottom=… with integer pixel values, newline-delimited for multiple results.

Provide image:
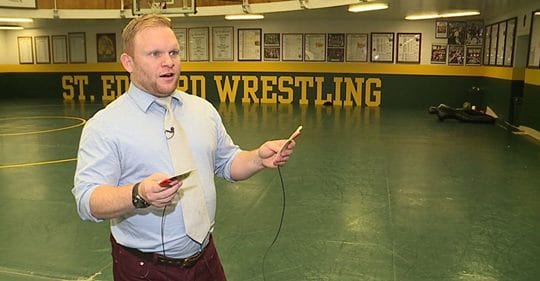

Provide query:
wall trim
left=1, top=63, right=539, bottom=85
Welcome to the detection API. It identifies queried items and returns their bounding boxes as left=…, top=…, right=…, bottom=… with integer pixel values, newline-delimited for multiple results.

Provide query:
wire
left=262, top=165, right=286, bottom=281
left=161, top=206, right=168, bottom=257
left=161, top=206, right=170, bottom=281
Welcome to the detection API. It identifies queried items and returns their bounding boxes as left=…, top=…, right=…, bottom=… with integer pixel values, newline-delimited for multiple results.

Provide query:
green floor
left=1, top=100, right=539, bottom=281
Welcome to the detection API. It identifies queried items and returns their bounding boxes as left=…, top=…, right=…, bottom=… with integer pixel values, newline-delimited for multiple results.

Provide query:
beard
left=132, top=68, right=179, bottom=97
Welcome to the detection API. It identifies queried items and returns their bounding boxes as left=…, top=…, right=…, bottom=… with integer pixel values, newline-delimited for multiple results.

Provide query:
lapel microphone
left=165, top=127, right=174, bottom=139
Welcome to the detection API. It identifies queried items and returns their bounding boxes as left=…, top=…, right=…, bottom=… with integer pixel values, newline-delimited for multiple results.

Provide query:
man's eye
left=149, top=51, right=162, bottom=57
left=169, top=50, right=179, bottom=57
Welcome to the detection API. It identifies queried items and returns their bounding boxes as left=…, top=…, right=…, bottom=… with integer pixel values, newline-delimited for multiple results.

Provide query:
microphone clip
left=165, top=127, right=174, bottom=139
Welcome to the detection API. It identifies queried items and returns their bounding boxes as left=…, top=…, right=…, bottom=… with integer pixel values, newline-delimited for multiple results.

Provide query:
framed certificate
left=17, top=36, right=34, bottom=64
left=397, top=33, right=421, bottom=63
left=238, top=28, right=261, bottom=61
left=370, top=32, right=394, bottom=63
left=52, top=35, right=68, bottom=64
left=173, top=28, right=187, bottom=61
left=68, top=32, right=87, bottom=63
left=34, top=36, right=51, bottom=64
left=496, top=21, right=506, bottom=66
left=282, top=33, right=303, bottom=61
left=528, top=10, right=540, bottom=67
left=304, top=33, right=325, bottom=61
left=489, top=24, right=498, bottom=65
left=483, top=26, right=491, bottom=65
left=346, top=33, right=368, bottom=62
left=212, top=26, right=234, bottom=61
left=188, top=27, right=209, bottom=61
left=504, top=18, right=517, bottom=66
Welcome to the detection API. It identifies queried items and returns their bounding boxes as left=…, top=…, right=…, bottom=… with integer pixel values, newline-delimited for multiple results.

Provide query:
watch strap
left=132, top=182, right=151, bottom=208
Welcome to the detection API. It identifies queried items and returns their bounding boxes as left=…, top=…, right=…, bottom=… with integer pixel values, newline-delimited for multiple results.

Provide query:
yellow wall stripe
left=1, top=63, right=539, bottom=84
left=481, top=66, right=515, bottom=80
left=182, top=62, right=487, bottom=76
left=0, top=62, right=484, bottom=76
left=525, top=68, right=540, bottom=86
left=0, top=63, right=123, bottom=72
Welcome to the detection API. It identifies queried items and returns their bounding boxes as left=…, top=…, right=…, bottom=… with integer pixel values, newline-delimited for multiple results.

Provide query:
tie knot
left=155, top=96, right=174, bottom=112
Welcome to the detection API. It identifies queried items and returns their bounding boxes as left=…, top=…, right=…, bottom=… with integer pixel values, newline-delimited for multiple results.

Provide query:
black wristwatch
left=132, top=182, right=151, bottom=208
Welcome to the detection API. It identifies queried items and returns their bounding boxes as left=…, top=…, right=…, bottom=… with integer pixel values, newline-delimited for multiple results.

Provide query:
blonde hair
left=122, top=14, right=172, bottom=55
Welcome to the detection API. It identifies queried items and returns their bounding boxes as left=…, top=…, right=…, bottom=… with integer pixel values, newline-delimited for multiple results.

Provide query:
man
left=72, top=14, right=296, bottom=281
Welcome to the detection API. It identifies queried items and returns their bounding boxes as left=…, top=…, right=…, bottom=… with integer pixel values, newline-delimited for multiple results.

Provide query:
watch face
left=133, top=196, right=150, bottom=208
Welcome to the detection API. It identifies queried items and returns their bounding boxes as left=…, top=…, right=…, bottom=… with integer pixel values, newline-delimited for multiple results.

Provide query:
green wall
left=1, top=67, right=537, bottom=131
left=520, top=83, right=540, bottom=128
left=0, top=71, right=480, bottom=108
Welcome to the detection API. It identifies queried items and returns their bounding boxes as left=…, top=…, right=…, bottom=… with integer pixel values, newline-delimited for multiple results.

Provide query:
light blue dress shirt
left=72, top=83, right=240, bottom=258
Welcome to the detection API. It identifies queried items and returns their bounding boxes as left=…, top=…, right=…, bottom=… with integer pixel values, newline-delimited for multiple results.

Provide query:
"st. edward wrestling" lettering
left=61, top=74, right=382, bottom=106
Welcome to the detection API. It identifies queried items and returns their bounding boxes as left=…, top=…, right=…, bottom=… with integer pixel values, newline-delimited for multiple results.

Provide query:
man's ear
left=120, top=53, right=133, bottom=72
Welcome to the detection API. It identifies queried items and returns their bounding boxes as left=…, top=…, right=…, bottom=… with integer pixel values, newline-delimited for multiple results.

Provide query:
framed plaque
left=212, top=26, right=234, bottom=61
left=304, top=33, right=325, bottom=61
left=431, top=44, right=447, bottom=64
left=327, top=33, right=345, bottom=62
left=173, top=28, right=187, bottom=61
left=188, top=27, right=209, bottom=61
left=346, top=33, right=368, bottom=62
left=264, top=33, right=280, bottom=47
left=397, top=33, right=421, bottom=63
left=448, top=45, right=465, bottom=65
left=34, top=36, right=51, bottom=64
left=370, top=32, right=394, bottom=63
left=263, top=33, right=280, bottom=61
left=282, top=33, right=303, bottom=61
left=96, top=33, right=116, bottom=62
left=327, top=48, right=345, bottom=62
left=68, top=32, right=87, bottom=63
left=465, top=46, right=482, bottom=65
left=465, top=21, right=484, bottom=45
left=17, top=36, right=34, bottom=64
left=52, top=35, right=68, bottom=64
left=448, top=21, right=466, bottom=45
left=435, top=21, right=448, bottom=39
left=238, top=28, right=261, bottom=61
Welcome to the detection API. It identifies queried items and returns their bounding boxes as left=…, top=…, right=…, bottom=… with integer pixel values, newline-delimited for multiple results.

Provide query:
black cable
left=161, top=206, right=168, bottom=257
left=161, top=206, right=169, bottom=281
left=262, top=166, right=286, bottom=281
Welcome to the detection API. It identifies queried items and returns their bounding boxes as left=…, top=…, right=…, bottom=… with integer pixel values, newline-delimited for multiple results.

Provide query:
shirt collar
left=127, top=83, right=184, bottom=112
